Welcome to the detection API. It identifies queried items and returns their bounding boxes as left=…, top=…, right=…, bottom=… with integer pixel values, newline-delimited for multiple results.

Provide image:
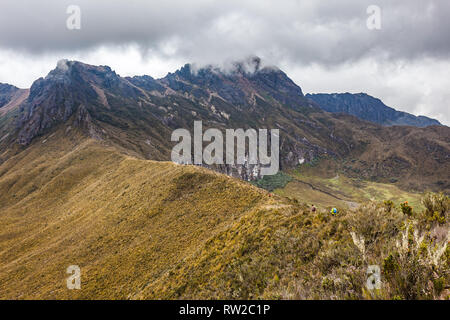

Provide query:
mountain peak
left=0, top=82, right=21, bottom=109
left=44, top=60, right=118, bottom=85
left=17, top=60, right=123, bottom=145
left=159, top=57, right=308, bottom=109
left=0, top=82, right=19, bottom=91
left=171, top=56, right=280, bottom=80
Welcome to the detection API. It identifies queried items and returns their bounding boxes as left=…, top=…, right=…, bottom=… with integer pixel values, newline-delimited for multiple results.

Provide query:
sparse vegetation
left=142, top=195, right=449, bottom=300
left=421, top=192, right=449, bottom=224
left=400, top=201, right=413, bottom=216
left=251, top=171, right=292, bottom=191
left=0, top=132, right=448, bottom=300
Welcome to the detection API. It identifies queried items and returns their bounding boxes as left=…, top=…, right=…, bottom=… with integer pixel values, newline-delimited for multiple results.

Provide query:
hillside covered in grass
left=0, top=131, right=448, bottom=299
left=0, top=131, right=270, bottom=299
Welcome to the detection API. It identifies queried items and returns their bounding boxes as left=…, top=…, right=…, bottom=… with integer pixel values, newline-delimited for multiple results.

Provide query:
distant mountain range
left=306, top=92, right=441, bottom=127
left=0, top=58, right=448, bottom=191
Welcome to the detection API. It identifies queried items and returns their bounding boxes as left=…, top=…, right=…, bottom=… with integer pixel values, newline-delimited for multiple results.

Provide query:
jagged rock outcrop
left=16, top=60, right=144, bottom=145
left=161, top=57, right=314, bottom=111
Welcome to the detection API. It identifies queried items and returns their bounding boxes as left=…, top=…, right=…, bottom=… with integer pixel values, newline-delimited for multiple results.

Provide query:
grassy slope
left=140, top=194, right=449, bottom=300
left=274, top=163, right=425, bottom=211
left=0, top=131, right=276, bottom=299
left=0, top=131, right=448, bottom=300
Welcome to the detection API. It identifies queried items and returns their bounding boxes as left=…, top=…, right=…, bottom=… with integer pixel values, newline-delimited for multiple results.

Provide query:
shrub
left=400, top=201, right=413, bottom=216
left=421, top=192, right=449, bottom=224
left=433, top=278, right=445, bottom=296
left=382, top=222, right=449, bottom=299
left=384, top=200, right=394, bottom=213
left=383, top=254, right=399, bottom=277
left=347, top=202, right=403, bottom=253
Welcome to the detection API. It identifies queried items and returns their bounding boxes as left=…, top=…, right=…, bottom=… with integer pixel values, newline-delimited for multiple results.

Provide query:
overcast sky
left=0, top=0, right=449, bottom=124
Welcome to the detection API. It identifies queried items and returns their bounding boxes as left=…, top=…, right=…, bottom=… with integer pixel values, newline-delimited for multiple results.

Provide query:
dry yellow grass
left=0, top=129, right=447, bottom=300
left=0, top=130, right=275, bottom=299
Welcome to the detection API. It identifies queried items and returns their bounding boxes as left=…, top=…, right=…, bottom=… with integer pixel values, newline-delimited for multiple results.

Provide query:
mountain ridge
left=306, top=92, right=441, bottom=127
left=0, top=59, right=449, bottom=192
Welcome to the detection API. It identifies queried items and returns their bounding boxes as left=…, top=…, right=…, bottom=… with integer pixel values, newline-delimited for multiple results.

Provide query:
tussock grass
left=0, top=132, right=269, bottom=299
left=0, top=132, right=448, bottom=299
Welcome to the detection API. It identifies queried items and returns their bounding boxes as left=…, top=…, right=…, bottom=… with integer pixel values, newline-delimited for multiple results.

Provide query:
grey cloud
left=1, top=0, right=450, bottom=65
left=0, top=0, right=449, bottom=125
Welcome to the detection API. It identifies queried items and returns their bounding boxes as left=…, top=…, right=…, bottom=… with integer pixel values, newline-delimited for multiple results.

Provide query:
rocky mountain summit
left=16, top=60, right=143, bottom=145
left=158, top=58, right=313, bottom=110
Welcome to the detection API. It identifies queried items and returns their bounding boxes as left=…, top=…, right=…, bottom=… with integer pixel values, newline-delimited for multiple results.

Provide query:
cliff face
left=15, top=60, right=141, bottom=145
left=306, top=92, right=441, bottom=127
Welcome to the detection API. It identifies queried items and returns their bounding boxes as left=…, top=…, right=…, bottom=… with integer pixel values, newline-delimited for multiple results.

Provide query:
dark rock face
left=126, top=75, right=165, bottom=93
left=306, top=92, right=441, bottom=127
left=0, top=83, right=19, bottom=109
left=16, top=60, right=144, bottom=145
left=161, top=58, right=315, bottom=111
